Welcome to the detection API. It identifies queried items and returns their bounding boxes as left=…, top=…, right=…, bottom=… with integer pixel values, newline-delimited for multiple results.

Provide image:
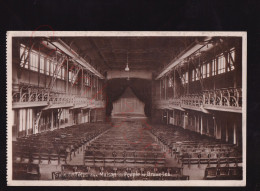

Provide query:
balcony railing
left=181, top=94, right=203, bottom=108
left=154, top=99, right=181, bottom=109
left=12, top=87, right=105, bottom=109
left=203, top=88, right=242, bottom=108
left=154, top=87, right=242, bottom=112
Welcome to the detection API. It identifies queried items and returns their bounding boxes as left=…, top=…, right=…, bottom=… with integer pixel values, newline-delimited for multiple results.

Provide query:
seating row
left=148, top=123, right=242, bottom=167
left=204, top=166, right=242, bottom=180
left=84, top=150, right=166, bottom=166
left=13, top=122, right=111, bottom=164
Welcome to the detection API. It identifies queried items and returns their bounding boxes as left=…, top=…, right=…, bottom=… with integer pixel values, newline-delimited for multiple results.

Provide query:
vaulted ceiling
left=60, top=37, right=199, bottom=73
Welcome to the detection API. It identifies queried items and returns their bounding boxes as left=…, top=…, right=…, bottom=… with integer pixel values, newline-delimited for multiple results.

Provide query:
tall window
left=40, top=56, right=45, bottom=74
left=185, top=71, right=188, bottom=83
left=92, top=77, right=96, bottom=88
left=69, top=70, right=78, bottom=84
left=218, top=55, right=226, bottom=74
left=200, top=65, right=203, bottom=79
left=86, top=74, right=90, bottom=86
left=212, top=60, right=217, bottom=76
left=227, top=49, right=235, bottom=72
left=191, top=69, right=195, bottom=81
left=168, top=76, right=173, bottom=87
left=46, top=59, right=50, bottom=75
left=30, top=51, right=38, bottom=72
left=206, top=63, right=210, bottom=77
left=57, top=67, right=62, bottom=79
left=20, top=44, right=29, bottom=69
left=195, top=68, right=199, bottom=80
left=202, top=64, right=207, bottom=78
left=84, top=73, right=90, bottom=86
left=182, top=71, right=188, bottom=84
left=61, top=67, right=65, bottom=80
left=50, top=61, right=54, bottom=76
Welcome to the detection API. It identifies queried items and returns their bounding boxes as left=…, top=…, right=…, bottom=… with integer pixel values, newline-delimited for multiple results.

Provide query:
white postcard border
left=6, top=31, right=247, bottom=186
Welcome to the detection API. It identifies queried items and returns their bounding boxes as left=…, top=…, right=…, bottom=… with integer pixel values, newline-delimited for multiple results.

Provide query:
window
left=202, top=64, right=207, bottom=78
left=93, top=77, right=96, bottom=88
left=182, top=71, right=188, bottom=84
left=40, top=56, right=45, bottom=74
left=227, top=49, right=235, bottom=72
left=191, top=69, right=195, bottom=81
left=30, top=51, right=38, bottom=72
left=69, top=71, right=72, bottom=82
left=20, top=44, right=29, bottom=69
left=200, top=66, right=203, bottom=79
left=195, top=68, right=199, bottom=80
left=185, top=71, right=188, bottom=83
left=57, top=67, right=62, bottom=79
left=84, top=74, right=89, bottom=86
left=19, top=43, right=71, bottom=78
left=61, top=67, right=65, bottom=80
left=212, top=60, right=217, bottom=76
left=46, top=59, right=50, bottom=75
left=50, top=61, right=54, bottom=76
left=168, top=76, right=173, bottom=87
left=69, top=70, right=78, bottom=84
left=206, top=63, right=210, bottom=77
left=86, top=74, right=90, bottom=86
left=89, top=75, right=92, bottom=87
left=218, top=55, right=226, bottom=74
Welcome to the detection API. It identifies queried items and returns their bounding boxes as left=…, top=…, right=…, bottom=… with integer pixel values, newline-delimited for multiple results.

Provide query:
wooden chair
left=204, top=167, right=217, bottom=180
left=26, top=163, right=40, bottom=180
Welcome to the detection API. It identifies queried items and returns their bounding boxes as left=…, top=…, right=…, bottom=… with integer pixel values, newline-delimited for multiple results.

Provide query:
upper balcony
left=202, top=87, right=242, bottom=113
left=12, top=88, right=105, bottom=110
left=154, top=87, right=242, bottom=113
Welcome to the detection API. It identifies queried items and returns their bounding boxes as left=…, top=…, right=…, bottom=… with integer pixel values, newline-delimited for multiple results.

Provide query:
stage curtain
left=106, top=78, right=152, bottom=117
left=129, top=79, right=152, bottom=117
left=105, top=79, right=128, bottom=116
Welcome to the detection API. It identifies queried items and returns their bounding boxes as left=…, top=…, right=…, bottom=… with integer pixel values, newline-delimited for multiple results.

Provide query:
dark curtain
left=105, top=78, right=152, bottom=117
left=105, top=79, right=128, bottom=116
left=129, top=78, right=152, bottom=117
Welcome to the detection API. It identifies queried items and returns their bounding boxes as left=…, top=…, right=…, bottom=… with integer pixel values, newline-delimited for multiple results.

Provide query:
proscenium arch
left=106, top=70, right=153, bottom=80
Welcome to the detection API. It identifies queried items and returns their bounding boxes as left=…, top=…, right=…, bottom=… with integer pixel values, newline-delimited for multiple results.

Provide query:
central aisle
left=68, top=118, right=179, bottom=168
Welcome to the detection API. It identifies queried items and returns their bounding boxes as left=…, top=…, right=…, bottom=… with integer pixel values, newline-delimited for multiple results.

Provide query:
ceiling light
left=125, top=63, right=130, bottom=71
left=125, top=51, right=130, bottom=72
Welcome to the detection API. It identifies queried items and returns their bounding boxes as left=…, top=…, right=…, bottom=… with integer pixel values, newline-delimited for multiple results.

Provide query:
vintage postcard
left=6, top=31, right=246, bottom=186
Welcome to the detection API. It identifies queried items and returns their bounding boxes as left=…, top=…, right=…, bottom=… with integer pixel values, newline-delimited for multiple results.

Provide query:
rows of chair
left=180, top=151, right=242, bottom=167
left=84, top=150, right=166, bottom=166
left=52, top=165, right=189, bottom=180
left=204, top=166, right=242, bottom=180
left=84, top=120, right=166, bottom=166
left=149, top=124, right=242, bottom=168
left=13, top=123, right=111, bottom=165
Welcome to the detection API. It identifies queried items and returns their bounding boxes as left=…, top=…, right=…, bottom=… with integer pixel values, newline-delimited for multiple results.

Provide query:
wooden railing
left=12, top=86, right=105, bottom=109
left=203, top=88, right=242, bottom=108
left=181, top=95, right=203, bottom=108
left=154, top=87, right=242, bottom=112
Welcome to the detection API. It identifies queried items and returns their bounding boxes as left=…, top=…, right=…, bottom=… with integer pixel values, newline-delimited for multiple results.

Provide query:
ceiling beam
left=155, top=37, right=213, bottom=80
left=89, top=39, right=112, bottom=70
left=48, top=38, right=105, bottom=79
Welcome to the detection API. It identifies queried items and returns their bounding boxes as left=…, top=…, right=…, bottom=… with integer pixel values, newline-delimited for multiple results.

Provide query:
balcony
left=181, top=94, right=203, bottom=111
left=154, top=87, right=242, bottom=113
left=203, top=88, right=242, bottom=113
left=12, top=89, right=105, bottom=110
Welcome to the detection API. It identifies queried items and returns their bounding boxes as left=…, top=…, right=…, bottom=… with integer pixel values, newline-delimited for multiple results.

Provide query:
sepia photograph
left=6, top=31, right=246, bottom=186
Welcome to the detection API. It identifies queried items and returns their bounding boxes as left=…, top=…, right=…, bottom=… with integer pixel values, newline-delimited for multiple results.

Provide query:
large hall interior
left=11, top=35, right=243, bottom=181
